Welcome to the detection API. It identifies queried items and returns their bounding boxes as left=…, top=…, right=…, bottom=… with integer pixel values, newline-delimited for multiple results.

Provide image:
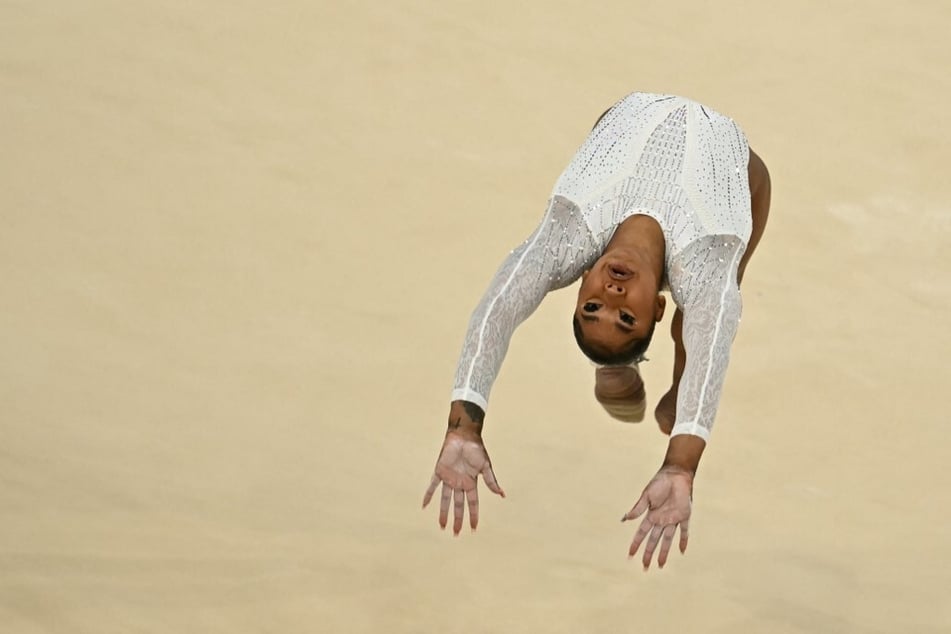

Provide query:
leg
left=654, top=308, right=685, bottom=434
left=595, top=365, right=647, bottom=423
left=738, top=148, right=772, bottom=285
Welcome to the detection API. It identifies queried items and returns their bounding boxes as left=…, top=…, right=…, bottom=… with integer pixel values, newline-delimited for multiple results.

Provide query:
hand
left=622, top=466, right=694, bottom=569
left=422, top=428, right=505, bottom=535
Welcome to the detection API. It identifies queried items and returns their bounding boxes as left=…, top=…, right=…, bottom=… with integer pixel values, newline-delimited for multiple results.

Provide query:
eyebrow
left=580, top=314, right=634, bottom=334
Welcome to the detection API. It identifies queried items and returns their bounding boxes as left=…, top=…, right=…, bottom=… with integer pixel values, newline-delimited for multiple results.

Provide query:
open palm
left=622, top=466, right=694, bottom=569
left=422, top=431, right=505, bottom=534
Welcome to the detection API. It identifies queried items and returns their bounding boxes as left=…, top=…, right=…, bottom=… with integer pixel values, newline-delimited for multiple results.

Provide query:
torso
left=551, top=92, right=753, bottom=264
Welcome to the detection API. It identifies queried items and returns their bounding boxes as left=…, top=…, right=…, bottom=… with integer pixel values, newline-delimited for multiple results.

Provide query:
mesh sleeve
left=450, top=196, right=598, bottom=411
left=668, top=236, right=746, bottom=441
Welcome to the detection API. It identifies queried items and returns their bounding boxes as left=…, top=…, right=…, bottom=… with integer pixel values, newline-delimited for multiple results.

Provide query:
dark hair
left=572, top=314, right=657, bottom=366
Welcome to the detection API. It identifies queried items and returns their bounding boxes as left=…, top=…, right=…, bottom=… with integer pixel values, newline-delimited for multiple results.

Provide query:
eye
left=620, top=311, right=636, bottom=325
left=583, top=302, right=599, bottom=313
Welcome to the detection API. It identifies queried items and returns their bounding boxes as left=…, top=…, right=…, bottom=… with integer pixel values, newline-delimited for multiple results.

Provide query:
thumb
left=621, top=491, right=650, bottom=522
left=481, top=463, right=506, bottom=498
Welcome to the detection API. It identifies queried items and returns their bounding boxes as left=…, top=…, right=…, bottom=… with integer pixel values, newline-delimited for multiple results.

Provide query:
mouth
left=606, top=261, right=634, bottom=280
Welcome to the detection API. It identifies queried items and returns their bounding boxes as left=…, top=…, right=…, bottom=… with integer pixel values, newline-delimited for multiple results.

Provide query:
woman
left=422, top=92, right=772, bottom=570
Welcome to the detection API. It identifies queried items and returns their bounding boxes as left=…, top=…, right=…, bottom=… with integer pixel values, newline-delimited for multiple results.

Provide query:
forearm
left=662, top=434, right=706, bottom=474
left=450, top=240, right=551, bottom=411
left=671, top=264, right=742, bottom=440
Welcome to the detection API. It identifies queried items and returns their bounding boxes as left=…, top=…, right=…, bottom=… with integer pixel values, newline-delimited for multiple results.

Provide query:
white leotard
left=451, top=92, right=752, bottom=440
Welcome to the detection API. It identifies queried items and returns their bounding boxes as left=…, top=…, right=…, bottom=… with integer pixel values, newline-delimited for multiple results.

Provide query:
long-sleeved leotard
left=451, top=93, right=752, bottom=441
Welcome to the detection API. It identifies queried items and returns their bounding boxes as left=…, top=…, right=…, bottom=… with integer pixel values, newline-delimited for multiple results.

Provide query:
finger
left=452, top=487, right=465, bottom=535
left=657, top=524, right=677, bottom=568
left=628, top=517, right=653, bottom=558
left=621, top=491, right=649, bottom=522
left=422, top=473, right=440, bottom=508
left=438, top=482, right=451, bottom=529
left=679, top=519, right=690, bottom=554
left=481, top=464, right=505, bottom=498
left=641, top=523, right=665, bottom=569
left=467, top=485, right=480, bottom=531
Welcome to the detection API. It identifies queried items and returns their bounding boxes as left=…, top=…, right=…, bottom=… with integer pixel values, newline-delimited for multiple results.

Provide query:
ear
left=654, top=294, right=667, bottom=322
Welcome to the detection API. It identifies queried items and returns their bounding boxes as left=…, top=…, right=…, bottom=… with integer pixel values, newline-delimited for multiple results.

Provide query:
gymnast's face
left=574, top=255, right=666, bottom=354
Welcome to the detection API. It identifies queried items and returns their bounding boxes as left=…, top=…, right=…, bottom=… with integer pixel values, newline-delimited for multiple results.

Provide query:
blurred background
left=2, top=1, right=949, bottom=632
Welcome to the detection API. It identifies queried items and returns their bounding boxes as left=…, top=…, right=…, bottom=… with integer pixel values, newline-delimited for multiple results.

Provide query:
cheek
left=576, top=278, right=592, bottom=303
left=578, top=272, right=600, bottom=295
left=629, top=295, right=656, bottom=323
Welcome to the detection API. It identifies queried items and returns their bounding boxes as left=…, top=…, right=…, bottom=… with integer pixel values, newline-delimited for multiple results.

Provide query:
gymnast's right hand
left=422, top=400, right=506, bottom=534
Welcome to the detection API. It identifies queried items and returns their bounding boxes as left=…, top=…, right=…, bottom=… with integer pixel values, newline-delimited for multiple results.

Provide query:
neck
left=604, top=215, right=666, bottom=283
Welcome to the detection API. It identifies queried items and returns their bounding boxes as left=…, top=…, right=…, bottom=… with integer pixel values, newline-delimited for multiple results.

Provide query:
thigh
left=738, top=148, right=771, bottom=285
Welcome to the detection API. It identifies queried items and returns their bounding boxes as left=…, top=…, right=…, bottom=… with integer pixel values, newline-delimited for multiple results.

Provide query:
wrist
left=448, top=400, right=485, bottom=438
left=661, top=434, right=706, bottom=475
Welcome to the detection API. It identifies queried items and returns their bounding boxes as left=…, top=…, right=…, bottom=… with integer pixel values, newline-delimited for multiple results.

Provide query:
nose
left=605, top=282, right=625, bottom=296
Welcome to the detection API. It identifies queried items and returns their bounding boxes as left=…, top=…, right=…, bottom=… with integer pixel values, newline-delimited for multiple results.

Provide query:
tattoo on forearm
left=448, top=416, right=484, bottom=434
left=461, top=401, right=485, bottom=424
left=447, top=401, right=485, bottom=433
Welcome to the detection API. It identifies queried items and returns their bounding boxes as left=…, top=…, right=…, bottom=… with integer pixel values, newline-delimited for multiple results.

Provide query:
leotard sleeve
left=667, top=235, right=747, bottom=441
left=451, top=196, right=598, bottom=411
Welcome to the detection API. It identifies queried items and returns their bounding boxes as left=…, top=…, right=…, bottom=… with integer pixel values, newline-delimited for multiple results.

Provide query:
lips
left=606, top=262, right=633, bottom=280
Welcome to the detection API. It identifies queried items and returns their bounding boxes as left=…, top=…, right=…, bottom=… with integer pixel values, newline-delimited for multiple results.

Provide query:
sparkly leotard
left=451, top=93, right=752, bottom=440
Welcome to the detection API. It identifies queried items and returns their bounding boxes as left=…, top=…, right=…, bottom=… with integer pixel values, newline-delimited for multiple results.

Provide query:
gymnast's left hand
left=622, top=465, right=693, bottom=569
